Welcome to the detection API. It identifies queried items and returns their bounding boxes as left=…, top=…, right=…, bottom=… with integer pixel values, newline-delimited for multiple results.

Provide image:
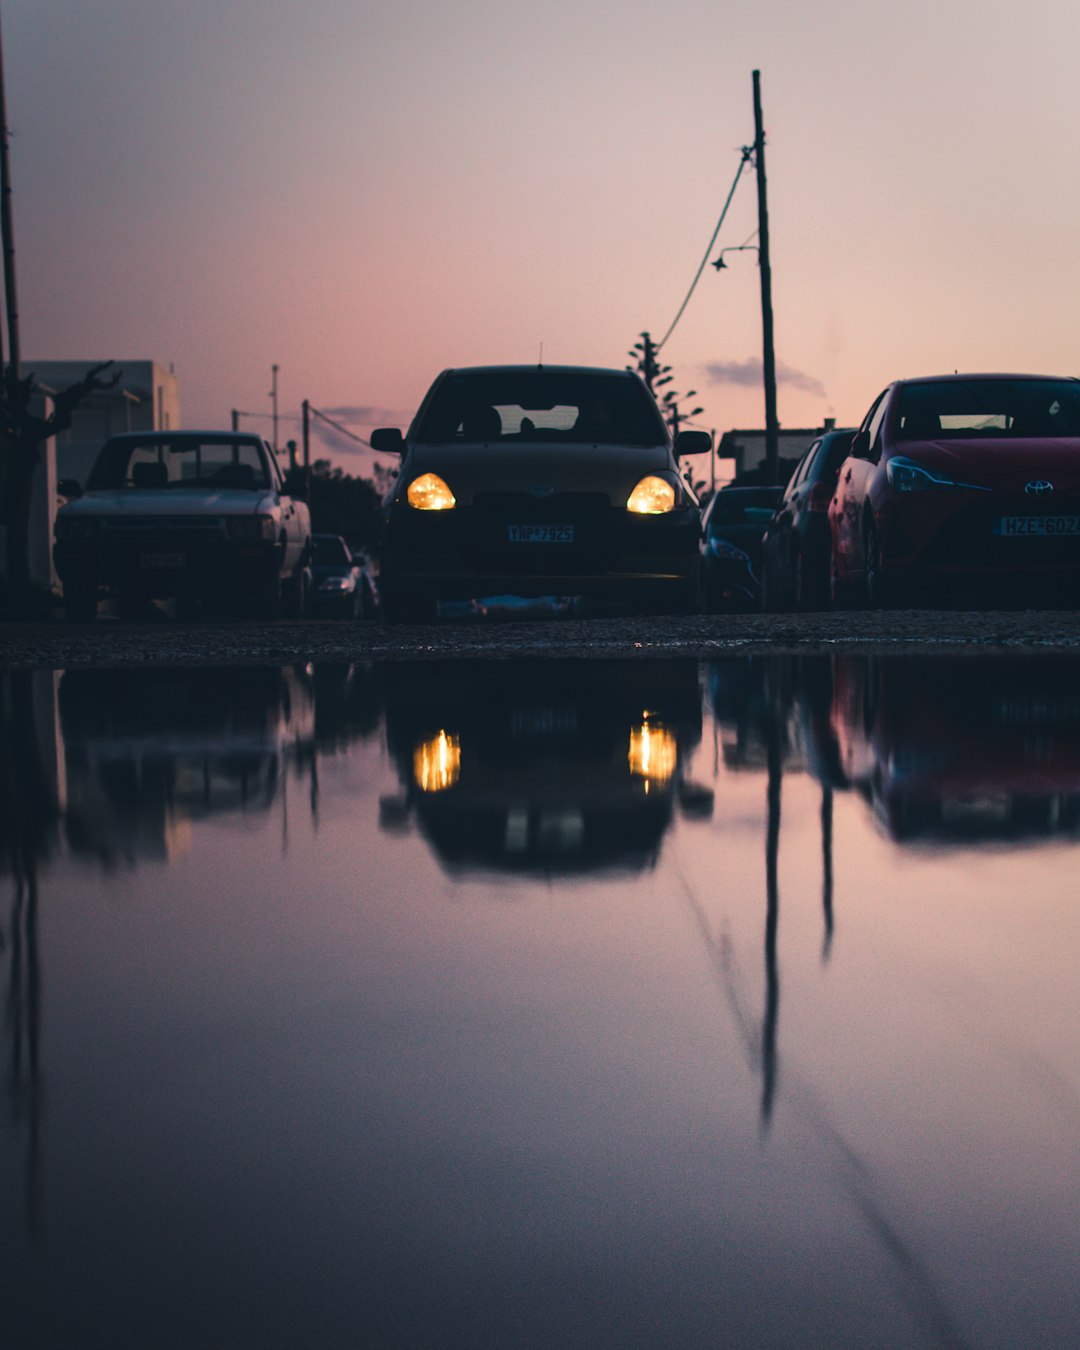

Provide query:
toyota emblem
left=1025, top=480, right=1054, bottom=496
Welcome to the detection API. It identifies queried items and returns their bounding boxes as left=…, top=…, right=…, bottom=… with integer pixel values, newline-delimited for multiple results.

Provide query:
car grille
left=472, top=492, right=611, bottom=514
left=104, top=516, right=223, bottom=537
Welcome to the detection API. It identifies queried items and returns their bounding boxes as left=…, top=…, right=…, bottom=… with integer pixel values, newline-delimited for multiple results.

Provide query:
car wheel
left=864, top=521, right=899, bottom=609
left=282, top=566, right=309, bottom=620
left=829, top=552, right=851, bottom=610
left=254, top=572, right=282, bottom=620
left=63, top=579, right=98, bottom=624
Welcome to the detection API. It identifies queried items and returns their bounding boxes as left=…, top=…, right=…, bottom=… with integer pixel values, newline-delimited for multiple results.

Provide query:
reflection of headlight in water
left=628, top=716, right=676, bottom=783
left=414, top=731, right=461, bottom=792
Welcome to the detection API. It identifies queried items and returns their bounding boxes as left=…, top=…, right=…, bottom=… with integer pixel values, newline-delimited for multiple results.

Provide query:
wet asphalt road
left=6, top=607, right=1080, bottom=668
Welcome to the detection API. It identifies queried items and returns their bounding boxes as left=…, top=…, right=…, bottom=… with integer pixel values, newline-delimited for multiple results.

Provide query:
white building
left=24, top=359, right=180, bottom=486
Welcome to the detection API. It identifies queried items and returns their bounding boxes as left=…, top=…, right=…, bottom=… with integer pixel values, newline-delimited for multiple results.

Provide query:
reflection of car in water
left=381, top=661, right=703, bottom=873
left=59, top=667, right=315, bottom=862
left=805, top=655, right=1080, bottom=844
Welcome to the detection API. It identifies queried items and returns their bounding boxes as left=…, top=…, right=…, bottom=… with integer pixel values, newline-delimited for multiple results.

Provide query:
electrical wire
left=308, top=403, right=371, bottom=448
left=656, top=147, right=753, bottom=352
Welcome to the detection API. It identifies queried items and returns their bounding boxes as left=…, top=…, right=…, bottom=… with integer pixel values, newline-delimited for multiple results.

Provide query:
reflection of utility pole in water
left=7, top=864, right=42, bottom=1238
left=762, top=700, right=781, bottom=1129
left=821, top=786, right=834, bottom=962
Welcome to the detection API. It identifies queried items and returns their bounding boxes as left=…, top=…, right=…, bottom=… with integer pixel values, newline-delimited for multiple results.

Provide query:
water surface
left=3, top=655, right=1079, bottom=1348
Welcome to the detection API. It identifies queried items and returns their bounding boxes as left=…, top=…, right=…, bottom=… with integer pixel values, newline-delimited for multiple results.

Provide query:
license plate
left=994, top=516, right=1080, bottom=537
left=139, top=552, right=187, bottom=568
left=508, top=524, right=574, bottom=543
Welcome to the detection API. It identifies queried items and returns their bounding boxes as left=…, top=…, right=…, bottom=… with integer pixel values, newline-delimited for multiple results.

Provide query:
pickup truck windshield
left=88, top=437, right=272, bottom=491
left=415, top=373, right=667, bottom=447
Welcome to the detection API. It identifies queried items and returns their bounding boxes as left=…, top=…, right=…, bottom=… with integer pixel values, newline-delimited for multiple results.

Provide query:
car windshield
left=313, top=537, right=351, bottom=566
left=88, top=437, right=271, bottom=491
left=414, top=373, right=667, bottom=447
left=897, top=380, right=1080, bottom=439
left=707, top=490, right=781, bottom=531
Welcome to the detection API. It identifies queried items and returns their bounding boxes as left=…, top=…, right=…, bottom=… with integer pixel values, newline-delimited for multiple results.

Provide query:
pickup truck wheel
left=254, top=572, right=282, bottom=620
left=63, top=580, right=98, bottom=624
left=282, top=566, right=309, bottom=619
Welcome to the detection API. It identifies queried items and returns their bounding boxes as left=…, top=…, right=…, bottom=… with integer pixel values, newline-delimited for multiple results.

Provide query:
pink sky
left=8, top=0, right=1079, bottom=471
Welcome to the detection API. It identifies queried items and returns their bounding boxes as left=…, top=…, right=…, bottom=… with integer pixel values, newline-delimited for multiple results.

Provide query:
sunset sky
left=8, top=0, right=1079, bottom=470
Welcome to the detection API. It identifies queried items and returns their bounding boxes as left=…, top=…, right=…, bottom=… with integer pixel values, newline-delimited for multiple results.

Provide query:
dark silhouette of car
left=699, top=485, right=782, bottom=611
left=371, top=365, right=708, bottom=622
left=310, top=534, right=378, bottom=619
left=761, top=430, right=854, bottom=610
left=53, top=431, right=311, bottom=621
left=828, top=373, right=1080, bottom=608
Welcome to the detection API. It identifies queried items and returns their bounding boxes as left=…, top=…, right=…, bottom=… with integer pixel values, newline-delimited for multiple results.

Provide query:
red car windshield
left=897, top=379, right=1080, bottom=440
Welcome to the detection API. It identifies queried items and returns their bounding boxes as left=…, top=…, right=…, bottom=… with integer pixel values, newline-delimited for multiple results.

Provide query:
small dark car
left=699, top=486, right=783, bottom=611
left=371, top=365, right=708, bottom=622
left=830, top=373, right=1080, bottom=607
left=761, top=429, right=854, bottom=610
left=310, top=534, right=378, bottom=619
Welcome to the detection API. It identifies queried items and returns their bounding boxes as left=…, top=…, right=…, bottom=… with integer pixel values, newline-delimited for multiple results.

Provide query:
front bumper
left=381, top=503, right=699, bottom=601
left=54, top=527, right=282, bottom=596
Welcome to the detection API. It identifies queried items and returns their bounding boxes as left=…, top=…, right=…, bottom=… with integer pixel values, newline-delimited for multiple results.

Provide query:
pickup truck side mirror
left=58, top=478, right=83, bottom=499
left=674, top=430, right=712, bottom=457
left=370, top=427, right=405, bottom=454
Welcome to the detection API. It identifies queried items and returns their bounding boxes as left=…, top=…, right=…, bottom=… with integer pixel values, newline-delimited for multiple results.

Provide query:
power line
left=656, top=146, right=753, bottom=352
left=308, top=403, right=372, bottom=448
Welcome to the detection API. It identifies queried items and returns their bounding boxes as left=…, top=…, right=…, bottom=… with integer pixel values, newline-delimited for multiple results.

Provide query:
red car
left=828, top=373, right=1080, bottom=607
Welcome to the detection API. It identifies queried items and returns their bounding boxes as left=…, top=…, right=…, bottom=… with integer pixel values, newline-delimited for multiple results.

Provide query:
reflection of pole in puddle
left=7, top=862, right=42, bottom=1239
left=762, top=714, right=781, bottom=1129
left=821, top=785, right=834, bottom=963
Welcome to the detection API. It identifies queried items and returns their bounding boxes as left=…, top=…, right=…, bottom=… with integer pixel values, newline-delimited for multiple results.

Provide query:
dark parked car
left=53, top=431, right=311, bottom=621
left=370, top=365, right=708, bottom=622
left=761, top=430, right=854, bottom=610
left=829, top=374, right=1080, bottom=607
left=699, top=486, right=782, bottom=611
left=310, top=534, right=378, bottom=619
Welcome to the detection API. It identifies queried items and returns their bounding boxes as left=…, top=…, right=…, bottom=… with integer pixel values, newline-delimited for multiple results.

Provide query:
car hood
left=60, top=489, right=277, bottom=517
left=403, top=441, right=673, bottom=505
left=895, top=437, right=1080, bottom=490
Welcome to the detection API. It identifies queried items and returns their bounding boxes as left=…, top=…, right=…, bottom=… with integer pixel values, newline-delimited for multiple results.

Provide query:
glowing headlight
left=626, top=476, right=676, bottom=514
left=407, top=473, right=456, bottom=511
left=414, top=731, right=461, bottom=792
left=628, top=715, right=677, bottom=783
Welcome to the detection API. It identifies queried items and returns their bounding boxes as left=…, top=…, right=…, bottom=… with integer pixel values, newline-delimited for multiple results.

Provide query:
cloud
left=702, top=357, right=827, bottom=399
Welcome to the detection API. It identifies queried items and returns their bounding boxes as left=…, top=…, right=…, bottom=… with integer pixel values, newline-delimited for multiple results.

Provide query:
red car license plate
left=508, top=525, right=574, bottom=543
left=995, top=516, right=1080, bottom=537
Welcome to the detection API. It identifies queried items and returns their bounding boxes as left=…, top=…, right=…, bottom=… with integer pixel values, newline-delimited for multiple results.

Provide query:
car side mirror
left=850, top=430, right=871, bottom=459
left=370, top=427, right=405, bottom=454
left=58, top=478, right=83, bottom=499
left=674, top=430, right=712, bottom=457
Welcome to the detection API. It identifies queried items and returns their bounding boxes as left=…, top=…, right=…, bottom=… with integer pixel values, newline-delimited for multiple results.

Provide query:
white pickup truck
left=54, top=431, right=311, bottom=621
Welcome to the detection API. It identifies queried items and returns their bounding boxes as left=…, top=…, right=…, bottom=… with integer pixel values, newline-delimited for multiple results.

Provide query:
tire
left=761, top=560, right=784, bottom=613
left=282, top=565, right=309, bottom=619
left=254, top=571, right=282, bottom=620
left=829, top=551, right=852, bottom=610
left=63, top=579, right=98, bottom=624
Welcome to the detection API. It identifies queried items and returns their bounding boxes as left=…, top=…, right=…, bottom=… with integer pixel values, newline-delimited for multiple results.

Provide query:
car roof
left=434, top=364, right=644, bottom=380
left=896, top=373, right=1079, bottom=386
left=101, top=429, right=267, bottom=442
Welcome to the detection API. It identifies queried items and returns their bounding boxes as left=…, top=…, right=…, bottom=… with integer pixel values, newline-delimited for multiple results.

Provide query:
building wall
left=25, top=360, right=181, bottom=485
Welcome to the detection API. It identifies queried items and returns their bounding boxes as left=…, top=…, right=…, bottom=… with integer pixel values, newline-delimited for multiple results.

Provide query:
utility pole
left=0, top=5, right=20, bottom=374
left=302, top=398, right=311, bottom=504
left=272, top=364, right=280, bottom=459
left=753, top=69, right=779, bottom=485
left=231, top=408, right=239, bottom=432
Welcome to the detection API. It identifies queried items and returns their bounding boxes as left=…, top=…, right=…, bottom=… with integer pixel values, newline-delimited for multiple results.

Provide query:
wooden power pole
left=753, top=69, right=779, bottom=485
left=0, top=5, right=19, bottom=374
